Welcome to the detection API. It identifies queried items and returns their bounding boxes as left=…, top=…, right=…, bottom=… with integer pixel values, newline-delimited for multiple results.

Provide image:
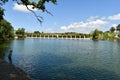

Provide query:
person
left=8, top=50, right=13, bottom=64
left=8, top=50, right=12, bottom=61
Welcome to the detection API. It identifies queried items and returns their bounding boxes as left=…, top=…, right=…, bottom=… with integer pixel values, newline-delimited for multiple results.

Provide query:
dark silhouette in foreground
left=8, top=50, right=12, bottom=64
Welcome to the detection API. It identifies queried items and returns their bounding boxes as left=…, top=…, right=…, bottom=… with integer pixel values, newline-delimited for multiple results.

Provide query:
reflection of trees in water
left=0, top=41, right=12, bottom=59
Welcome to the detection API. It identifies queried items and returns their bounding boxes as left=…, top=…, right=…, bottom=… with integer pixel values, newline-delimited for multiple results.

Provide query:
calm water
left=0, top=38, right=120, bottom=80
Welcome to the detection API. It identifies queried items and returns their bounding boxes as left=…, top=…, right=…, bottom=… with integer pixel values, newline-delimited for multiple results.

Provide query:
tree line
left=92, top=24, right=120, bottom=40
left=0, top=8, right=14, bottom=42
left=14, top=24, right=120, bottom=40
left=1, top=0, right=120, bottom=41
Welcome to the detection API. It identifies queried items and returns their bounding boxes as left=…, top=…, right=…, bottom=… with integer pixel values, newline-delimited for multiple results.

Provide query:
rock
left=0, top=59, right=31, bottom=80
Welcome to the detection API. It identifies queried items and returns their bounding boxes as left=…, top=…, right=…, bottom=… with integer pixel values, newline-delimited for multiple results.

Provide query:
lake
left=0, top=38, right=120, bottom=80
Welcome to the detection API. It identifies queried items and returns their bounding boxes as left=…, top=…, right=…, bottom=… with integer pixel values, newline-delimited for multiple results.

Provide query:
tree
left=0, top=19, right=14, bottom=41
left=0, top=0, right=57, bottom=40
left=110, top=27, right=115, bottom=32
left=16, top=28, right=25, bottom=36
left=15, top=28, right=26, bottom=38
left=0, top=7, right=4, bottom=20
left=92, top=29, right=100, bottom=40
left=0, top=0, right=57, bottom=23
left=116, top=24, right=120, bottom=37
left=116, top=24, right=120, bottom=31
left=34, top=31, right=40, bottom=34
left=0, top=3, right=14, bottom=41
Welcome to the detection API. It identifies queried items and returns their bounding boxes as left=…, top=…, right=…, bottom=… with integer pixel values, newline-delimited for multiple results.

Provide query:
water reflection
left=0, top=41, right=12, bottom=59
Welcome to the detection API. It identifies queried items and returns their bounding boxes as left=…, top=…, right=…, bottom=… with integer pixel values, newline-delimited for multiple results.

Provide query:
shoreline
left=25, top=37, right=91, bottom=40
left=0, top=59, right=31, bottom=80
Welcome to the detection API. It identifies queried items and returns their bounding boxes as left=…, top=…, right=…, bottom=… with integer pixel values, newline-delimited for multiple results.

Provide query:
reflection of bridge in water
left=27, top=35, right=91, bottom=40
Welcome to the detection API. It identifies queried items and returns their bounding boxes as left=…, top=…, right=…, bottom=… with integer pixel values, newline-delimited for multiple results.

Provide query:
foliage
left=118, top=32, right=120, bottom=37
left=92, top=29, right=100, bottom=40
left=110, top=27, right=115, bottom=32
left=34, top=31, right=40, bottom=34
left=0, top=0, right=57, bottom=9
left=0, top=19, right=14, bottom=41
left=102, top=32, right=115, bottom=40
left=0, top=7, right=4, bottom=20
left=0, top=4, right=14, bottom=41
left=0, top=0, right=57, bottom=23
left=116, top=24, right=120, bottom=31
left=15, top=28, right=25, bottom=36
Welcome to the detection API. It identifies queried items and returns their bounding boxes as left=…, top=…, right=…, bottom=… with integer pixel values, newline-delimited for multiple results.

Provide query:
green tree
left=0, top=0, right=57, bottom=40
left=33, top=31, right=41, bottom=37
left=0, top=5, right=14, bottom=41
left=16, top=28, right=25, bottom=36
left=116, top=24, right=120, bottom=37
left=0, top=19, right=14, bottom=41
left=116, top=24, right=120, bottom=31
left=92, top=29, right=100, bottom=40
left=110, top=27, right=115, bottom=32
left=34, top=31, right=40, bottom=34
left=0, top=7, right=4, bottom=20
left=116, top=24, right=120, bottom=32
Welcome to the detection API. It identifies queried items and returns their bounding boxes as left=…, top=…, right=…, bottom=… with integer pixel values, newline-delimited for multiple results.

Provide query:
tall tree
left=0, top=7, right=4, bottom=20
left=116, top=24, right=120, bottom=31
left=0, top=19, right=14, bottom=41
left=110, top=27, right=115, bottom=32
left=16, top=28, right=25, bottom=36
left=0, top=4, right=14, bottom=41
left=92, top=29, right=100, bottom=40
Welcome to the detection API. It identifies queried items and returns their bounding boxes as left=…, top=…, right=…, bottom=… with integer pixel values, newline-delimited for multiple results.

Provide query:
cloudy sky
left=3, top=0, right=120, bottom=33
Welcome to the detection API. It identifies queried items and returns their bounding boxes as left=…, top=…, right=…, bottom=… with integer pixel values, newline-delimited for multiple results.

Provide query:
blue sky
left=2, top=0, right=120, bottom=33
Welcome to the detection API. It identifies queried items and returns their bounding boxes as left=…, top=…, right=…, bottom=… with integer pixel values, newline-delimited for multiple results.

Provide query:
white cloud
left=60, top=18, right=108, bottom=33
left=108, top=13, right=120, bottom=20
left=101, top=16, right=106, bottom=20
left=61, top=13, right=120, bottom=33
left=13, top=3, right=37, bottom=12
left=111, top=24, right=117, bottom=27
left=87, top=16, right=99, bottom=22
left=87, top=16, right=106, bottom=22
left=88, top=19, right=108, bottom=27
left=55, top=13, right=120, bottom=33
